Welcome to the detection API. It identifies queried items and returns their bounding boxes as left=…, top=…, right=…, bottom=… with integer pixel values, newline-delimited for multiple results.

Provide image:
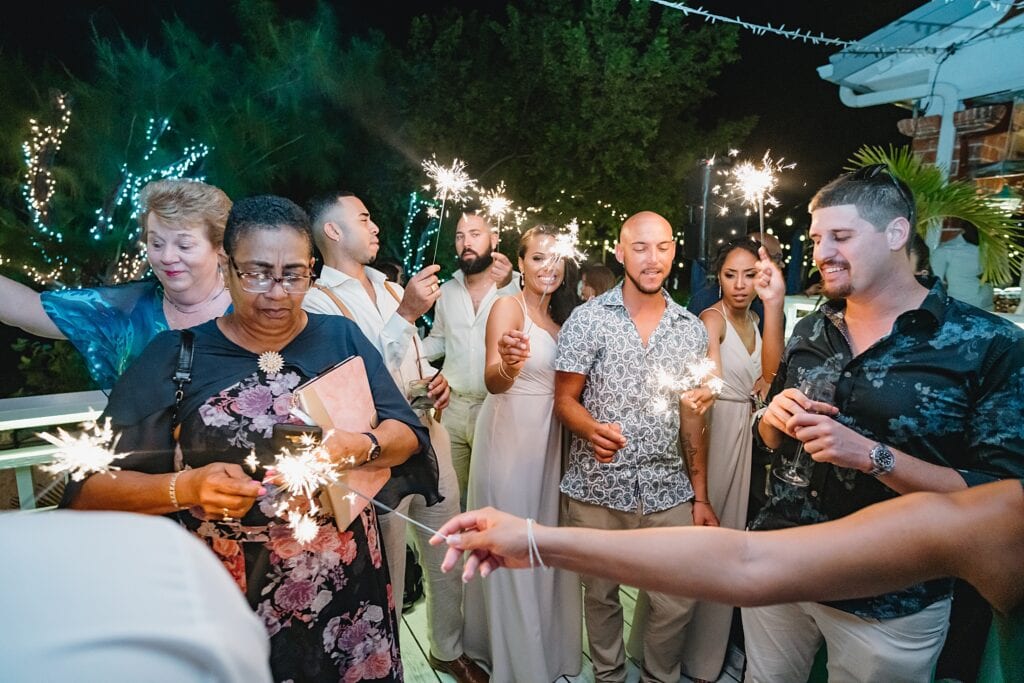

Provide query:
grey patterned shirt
left=556, top=283, right=708, bottom=513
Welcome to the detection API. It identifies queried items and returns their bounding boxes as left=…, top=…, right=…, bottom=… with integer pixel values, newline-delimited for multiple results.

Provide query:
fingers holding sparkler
left=499, top=330, right=531, bottom=369
left=396, top=264, right=442, bottom=323
left=175, top=462, right=264, bottom=519
left=754, top=246, right=785, bottom=305
left=488, top=252, right=514, bottom=287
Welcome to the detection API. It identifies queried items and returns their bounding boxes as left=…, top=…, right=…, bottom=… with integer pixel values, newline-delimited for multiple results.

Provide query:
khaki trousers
left=566, top=497, right=697, bottom=683
left=741, top=597, right=952, bottom=683
left=440, top=391, right=485, bottom=510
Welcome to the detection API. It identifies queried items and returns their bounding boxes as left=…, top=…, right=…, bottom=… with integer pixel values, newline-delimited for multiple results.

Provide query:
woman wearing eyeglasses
left=64, top=196, right=436, bottom=683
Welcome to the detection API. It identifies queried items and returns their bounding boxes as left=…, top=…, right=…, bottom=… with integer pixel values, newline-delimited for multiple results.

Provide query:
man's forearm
left=681, top=409, right=710, bottom=500
left=554, top=394, right=599, bottom=439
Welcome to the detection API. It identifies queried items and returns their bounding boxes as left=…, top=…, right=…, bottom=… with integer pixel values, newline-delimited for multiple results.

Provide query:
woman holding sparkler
left=64, top=196, right=434, bottom=683
left=682, top=236, right=784, bottom=681
left=0, top=179, right=232, bottom=390
left=462, top=224, right=582, bottom=683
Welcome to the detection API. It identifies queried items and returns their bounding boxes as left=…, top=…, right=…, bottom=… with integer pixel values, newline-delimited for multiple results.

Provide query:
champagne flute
left=773, top=377, right=836, bottom=487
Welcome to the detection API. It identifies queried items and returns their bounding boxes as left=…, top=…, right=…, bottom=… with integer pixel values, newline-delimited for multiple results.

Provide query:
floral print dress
left=177, top=367, right=402, bottom=683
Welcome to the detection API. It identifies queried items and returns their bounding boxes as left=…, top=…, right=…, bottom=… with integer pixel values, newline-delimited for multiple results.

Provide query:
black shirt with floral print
left=751, top=281, right=1024, bottom=619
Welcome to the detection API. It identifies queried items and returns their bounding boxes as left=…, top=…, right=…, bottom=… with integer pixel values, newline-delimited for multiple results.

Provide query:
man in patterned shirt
left=555, top=211, right=718, bottom=683
left=745, top=165, right=1024, bottom=682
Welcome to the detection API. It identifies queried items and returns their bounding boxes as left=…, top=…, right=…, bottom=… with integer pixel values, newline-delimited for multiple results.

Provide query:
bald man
left=554, top=212, right=716, bottom=683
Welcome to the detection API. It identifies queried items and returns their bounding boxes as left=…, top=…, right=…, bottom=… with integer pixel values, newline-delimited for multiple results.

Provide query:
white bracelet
left=169, top=471, right=184, bottom=510
left=526, top=518, right=547, bottom=570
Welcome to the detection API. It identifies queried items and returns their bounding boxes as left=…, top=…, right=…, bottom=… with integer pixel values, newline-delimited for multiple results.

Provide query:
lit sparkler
left=716, top=150, right=795, bottom=243
left=479, top=182, right=514, bottom=243
left=422, top=156, right=477, bottom=264
left=39, top=418, right=124, bottom=482
left=648, top=357, right=745, bottom=418
left=530, top=218, right=586, bottom=325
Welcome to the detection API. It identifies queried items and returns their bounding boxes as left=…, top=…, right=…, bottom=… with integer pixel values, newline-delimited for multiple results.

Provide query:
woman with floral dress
left=63, top=196, right=436, bottom=682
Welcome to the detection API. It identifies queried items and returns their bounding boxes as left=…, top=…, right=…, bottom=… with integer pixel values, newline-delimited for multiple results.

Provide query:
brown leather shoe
left=427, top=653, right=490, bottom=683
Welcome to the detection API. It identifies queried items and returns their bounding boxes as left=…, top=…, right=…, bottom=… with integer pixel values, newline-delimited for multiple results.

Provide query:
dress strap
left=514, top=295, right=533, bottom=332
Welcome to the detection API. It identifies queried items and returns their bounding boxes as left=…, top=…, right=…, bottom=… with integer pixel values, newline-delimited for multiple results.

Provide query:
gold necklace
left=165, top=282, right=227, bottom=314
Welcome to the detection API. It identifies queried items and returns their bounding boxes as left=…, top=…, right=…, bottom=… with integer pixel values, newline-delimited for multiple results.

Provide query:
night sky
left=1, top=0, right=927, bottom=220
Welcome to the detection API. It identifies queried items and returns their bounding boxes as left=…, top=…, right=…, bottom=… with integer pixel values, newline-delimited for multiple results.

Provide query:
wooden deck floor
left=398, top=585, right=744, bottom=683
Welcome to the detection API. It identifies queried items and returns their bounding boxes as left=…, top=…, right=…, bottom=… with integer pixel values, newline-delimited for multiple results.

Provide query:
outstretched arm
left=0, top=275, right=63, bottom=338
left=433, top=479, right=1024, bottom=615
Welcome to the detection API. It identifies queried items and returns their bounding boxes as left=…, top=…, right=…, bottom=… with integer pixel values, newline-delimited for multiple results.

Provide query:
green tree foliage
left=396, top=0, right=754, bottom=246
left=1, top=0, right=750, bottom=282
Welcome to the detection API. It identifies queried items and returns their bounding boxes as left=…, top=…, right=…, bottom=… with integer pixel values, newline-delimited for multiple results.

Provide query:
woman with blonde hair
left=0, top=179, right=231, bottom=389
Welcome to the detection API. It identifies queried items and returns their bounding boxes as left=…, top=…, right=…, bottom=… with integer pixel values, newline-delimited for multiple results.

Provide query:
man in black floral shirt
left=556, top=211, right=717, bottom=683
left=745, top=166, right=1024, bottom=682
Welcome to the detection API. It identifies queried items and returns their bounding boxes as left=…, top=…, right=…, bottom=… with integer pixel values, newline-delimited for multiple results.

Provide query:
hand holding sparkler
left=753, top=246, right=785, bottom=307
left=176, top=463, right=265, bottom=519
left=588, top=422, right=627, bottom=463
left=396, top=264, right=442, bottom=323
left=498, top=329, right=531, bottom=373
left=487, top=252, right=514, bottom=287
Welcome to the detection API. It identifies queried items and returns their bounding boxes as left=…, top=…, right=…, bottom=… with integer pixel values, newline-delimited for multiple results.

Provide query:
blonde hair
left=138, top=179, right=232, bottom=247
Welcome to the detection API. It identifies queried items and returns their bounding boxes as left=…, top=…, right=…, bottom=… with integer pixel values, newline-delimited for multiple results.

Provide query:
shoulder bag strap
left=312, top=283, right=355, bottom=319
left=383, top=281, right=425, bottom=380
left=171, top=329, right=195, bottom=439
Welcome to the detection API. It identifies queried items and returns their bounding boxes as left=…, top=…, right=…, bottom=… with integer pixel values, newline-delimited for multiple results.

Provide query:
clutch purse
left=292, top=355, right=390, bottom=530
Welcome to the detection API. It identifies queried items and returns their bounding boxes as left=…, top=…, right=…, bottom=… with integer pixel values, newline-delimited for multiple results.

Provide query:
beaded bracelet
left=169, top=471, right=184, bottom=510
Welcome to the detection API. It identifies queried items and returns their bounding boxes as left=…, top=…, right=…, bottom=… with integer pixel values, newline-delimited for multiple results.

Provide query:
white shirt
left=303, top=265, right=431, bottom=389
left=420, top=270, right=520, bottom=397
left=930, top=234, right=994, bottom=310
left=1, top=511, right=272, bottom=683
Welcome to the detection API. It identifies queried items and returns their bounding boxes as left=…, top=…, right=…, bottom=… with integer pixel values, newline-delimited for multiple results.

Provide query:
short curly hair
left=223, top=195, right=313, bottom=257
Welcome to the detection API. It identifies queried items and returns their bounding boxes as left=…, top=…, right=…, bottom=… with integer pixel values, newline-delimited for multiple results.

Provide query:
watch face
left=871, top=444, right=895, bottom=474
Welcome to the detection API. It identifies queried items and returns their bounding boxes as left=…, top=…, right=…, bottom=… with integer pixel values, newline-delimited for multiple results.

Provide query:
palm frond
left=848, top=145, right=1023, bottom=284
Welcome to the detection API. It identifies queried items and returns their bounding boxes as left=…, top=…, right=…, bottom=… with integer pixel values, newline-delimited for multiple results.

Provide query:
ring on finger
left=222, top=507, right=231, bottom=520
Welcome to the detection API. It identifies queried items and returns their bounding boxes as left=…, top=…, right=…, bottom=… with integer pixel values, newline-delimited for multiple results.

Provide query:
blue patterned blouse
left=39, top=280, right=168, bottom=391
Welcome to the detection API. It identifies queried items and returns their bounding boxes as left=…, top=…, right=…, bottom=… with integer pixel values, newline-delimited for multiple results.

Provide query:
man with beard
left=745, top=166, right=1024, bottom=682
left=554, top=211, right=718, bottom=683
left=422, top=210, right=518, bottom=507
left=302, top=192, right=488, bottom=683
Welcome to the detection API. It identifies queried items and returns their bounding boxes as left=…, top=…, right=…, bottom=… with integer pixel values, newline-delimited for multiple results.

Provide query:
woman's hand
left=754, top=246, right=786, bottom=307
left=430, top=507, right=533, bottom=581
left=323, top=429, right=375, bottom=470
left=177, top=463, right=264, bottom=518
left=499, top=329, right=531, bottom=370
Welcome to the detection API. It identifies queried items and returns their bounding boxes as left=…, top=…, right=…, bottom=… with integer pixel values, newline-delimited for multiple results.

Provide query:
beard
left=819, top=260, right=852, bottom=299
left=624, top=269, right=666, bottom=295
left=458, top=246, right=494, bottom=275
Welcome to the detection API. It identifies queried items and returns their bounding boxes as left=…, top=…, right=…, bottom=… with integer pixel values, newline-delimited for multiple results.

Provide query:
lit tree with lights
left=12, top=92, right=210, bottom=289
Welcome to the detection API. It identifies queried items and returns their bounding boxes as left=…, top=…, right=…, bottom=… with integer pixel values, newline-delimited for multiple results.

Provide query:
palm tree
left=848, top=145, right=1024, bottom=284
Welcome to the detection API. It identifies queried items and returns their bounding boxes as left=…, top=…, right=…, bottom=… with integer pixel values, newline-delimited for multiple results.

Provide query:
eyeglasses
left=229, top=257, right=314, bottom=294
left=850, top=164, right=916, bottom=227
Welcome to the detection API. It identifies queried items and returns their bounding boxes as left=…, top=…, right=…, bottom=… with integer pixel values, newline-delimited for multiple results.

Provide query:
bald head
left=616, top=211, right=675, bottom=295
left=620, top=211, right=673, bottom=243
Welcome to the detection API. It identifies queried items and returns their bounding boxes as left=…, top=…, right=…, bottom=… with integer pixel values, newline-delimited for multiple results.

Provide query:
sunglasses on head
left=850, top=164, right=916, bottom=228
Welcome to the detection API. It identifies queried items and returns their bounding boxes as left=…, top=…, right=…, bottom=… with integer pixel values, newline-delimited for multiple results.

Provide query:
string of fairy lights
left=647, top=0, right=1024, bottom=55
left=18, top=95, right=211, bottom=287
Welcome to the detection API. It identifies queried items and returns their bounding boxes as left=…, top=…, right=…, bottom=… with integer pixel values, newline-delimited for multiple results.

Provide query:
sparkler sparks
left=38, top=418, right=124, bottom=481
left=422, top=156, right=477, bottom=264
left=479, top=182, right=515, bottom=244
left=715, top=150, right=795, bottom=242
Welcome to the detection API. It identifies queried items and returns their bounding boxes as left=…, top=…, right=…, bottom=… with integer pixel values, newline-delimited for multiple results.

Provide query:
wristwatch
left=867, top=442, right=895, bottom=476
left=362, top=432, right=381, bottom=464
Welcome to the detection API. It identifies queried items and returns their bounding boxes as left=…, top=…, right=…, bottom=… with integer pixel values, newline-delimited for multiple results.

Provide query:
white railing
left=0, top=390, right=107, bottom=510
